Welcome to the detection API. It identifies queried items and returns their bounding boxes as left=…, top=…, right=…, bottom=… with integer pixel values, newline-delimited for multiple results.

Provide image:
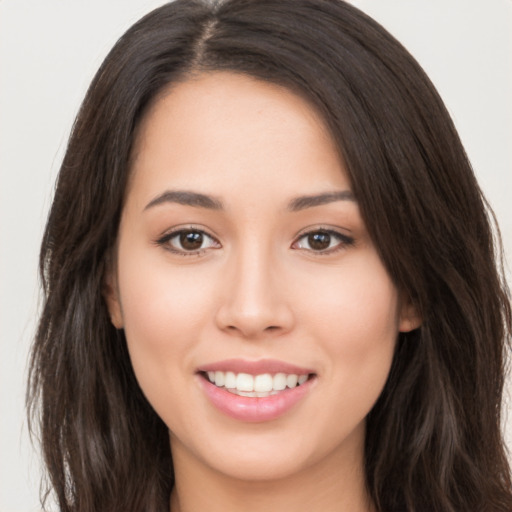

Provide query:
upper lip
left=197, top=358, right=315, bottom=376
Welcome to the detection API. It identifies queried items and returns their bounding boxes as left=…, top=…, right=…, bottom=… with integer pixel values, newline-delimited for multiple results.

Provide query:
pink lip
left=197, top=358, right=315, bottom=376
left=198, top=376, right=315, bottom=423
left=196, top=359, right=316, bottom=423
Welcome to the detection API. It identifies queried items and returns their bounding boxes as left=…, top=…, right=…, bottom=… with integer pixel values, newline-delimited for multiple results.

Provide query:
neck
left=169, top=429, right=374, bottom=512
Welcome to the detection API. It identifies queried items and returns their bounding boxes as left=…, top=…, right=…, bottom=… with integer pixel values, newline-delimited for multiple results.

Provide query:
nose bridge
left=215, top=236, right=293, bottom=337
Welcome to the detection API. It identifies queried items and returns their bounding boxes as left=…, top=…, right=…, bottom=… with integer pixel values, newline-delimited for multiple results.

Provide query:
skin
left=105, top=72, right=420, bottom=512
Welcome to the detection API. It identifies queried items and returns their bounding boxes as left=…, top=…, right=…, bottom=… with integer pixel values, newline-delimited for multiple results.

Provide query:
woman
left=28, top=0, right=512, bottom=510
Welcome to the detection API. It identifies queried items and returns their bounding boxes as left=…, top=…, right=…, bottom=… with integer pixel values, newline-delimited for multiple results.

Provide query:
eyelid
left=154, top=225, right=221, bottom=256
left=154, top=224, right=354, bottom=256
left=292, top=226, right=355, bottom=254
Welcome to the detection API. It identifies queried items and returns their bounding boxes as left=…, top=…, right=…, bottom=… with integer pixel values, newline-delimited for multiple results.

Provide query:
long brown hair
left=28, top=1, right=512, bottom=510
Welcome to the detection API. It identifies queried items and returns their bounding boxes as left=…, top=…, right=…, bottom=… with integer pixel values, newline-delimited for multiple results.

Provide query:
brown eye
left=308, top=232, right=331, bottom=251
left=179, top=231, right=204, bottom=250
left=293, top=229, right=354, bottom=253
left=158, top=229, right=219, bottom=254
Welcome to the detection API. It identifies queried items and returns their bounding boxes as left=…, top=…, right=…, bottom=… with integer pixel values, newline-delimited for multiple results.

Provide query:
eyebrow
left=287, top=190, right=356, bottom=211
left=144, top=189, right=356, bottom=212
left=144, top=190, right=223, bottom=211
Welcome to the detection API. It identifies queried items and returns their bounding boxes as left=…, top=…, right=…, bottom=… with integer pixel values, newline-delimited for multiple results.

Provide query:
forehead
left=128, top=71, right=350, bottom=207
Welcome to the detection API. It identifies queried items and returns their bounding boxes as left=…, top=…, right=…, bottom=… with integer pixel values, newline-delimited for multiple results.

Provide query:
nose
left=214, top=245, right=295, bottom=339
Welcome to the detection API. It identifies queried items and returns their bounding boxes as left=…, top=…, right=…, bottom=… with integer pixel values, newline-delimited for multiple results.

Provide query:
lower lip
left=198, top=375, right=315, bottom=423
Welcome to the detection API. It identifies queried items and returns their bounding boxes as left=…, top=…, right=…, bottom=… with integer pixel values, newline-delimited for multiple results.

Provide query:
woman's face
left=106, top=72, right=419, bottom=482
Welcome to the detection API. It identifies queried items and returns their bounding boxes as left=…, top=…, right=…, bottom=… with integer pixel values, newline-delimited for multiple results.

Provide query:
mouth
left=196, top=359, right=317, bottom=422
left=199, top=370, right=313, bottom=398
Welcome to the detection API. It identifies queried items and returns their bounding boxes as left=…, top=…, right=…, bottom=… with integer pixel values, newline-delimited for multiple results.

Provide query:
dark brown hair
left=28, top=0, right=512, bottom=510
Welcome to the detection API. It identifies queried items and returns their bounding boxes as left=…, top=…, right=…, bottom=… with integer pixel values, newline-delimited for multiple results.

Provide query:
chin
left=170, top=418, right=365, bottom=485
left=206, top=448, right=315, bottom=483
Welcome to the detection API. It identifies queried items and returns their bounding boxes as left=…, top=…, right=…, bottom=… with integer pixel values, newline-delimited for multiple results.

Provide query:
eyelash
left=293, top=228, right=355, bottom=255
left=155, top=227, right=220, bottom=256
left=155, top=227, right=354, bottom=256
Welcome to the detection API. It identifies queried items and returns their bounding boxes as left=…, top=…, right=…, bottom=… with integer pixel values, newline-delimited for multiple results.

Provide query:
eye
left=156, top=228, right=220, bottom=255
left=293, top=229, right=354, bottom=253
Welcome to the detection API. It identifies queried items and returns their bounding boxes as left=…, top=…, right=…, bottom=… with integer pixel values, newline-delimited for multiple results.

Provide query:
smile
left=204, top=371, right=309, bottom=397
left=197, top=359, right=317, bottom=422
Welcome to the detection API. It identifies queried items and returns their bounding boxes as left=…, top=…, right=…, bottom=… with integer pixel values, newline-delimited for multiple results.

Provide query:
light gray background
left=1, top=1, right=510, bottom=511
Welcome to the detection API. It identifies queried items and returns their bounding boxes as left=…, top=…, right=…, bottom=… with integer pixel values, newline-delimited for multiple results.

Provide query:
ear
left=103, top=263, right=124, bottom=329
left=398, top=296, right=422, bottom=333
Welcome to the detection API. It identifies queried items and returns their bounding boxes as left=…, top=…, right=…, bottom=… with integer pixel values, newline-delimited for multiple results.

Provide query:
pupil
left=180, top=231, right=203, bottom=250
left=309, top=232, right=330, bottom=250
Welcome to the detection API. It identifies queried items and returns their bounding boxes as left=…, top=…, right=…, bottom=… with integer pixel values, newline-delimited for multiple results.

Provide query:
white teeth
left=254, top=373, right=273, bottom=392
left=224, top=371, right=236, bottom=389
left=214, top=371, right=225, bottom=387
left=257, top=390, right=278, bottom=397
left=228, top=389, right=280, bottom=397
left=236, top=373, right=254, bottom=392
left=273, top=373, right=287, bottom=391
left=286, top=374, right=298, bottom=388
left=205, top=370, right=310, bottom=394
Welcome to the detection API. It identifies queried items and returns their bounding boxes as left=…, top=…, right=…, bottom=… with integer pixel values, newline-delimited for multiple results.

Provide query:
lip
left=196, top=358, right=317, bottom=423
left=197, top=358, right=315, bottom=376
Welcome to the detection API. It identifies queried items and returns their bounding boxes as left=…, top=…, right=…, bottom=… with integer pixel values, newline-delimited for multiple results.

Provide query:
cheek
left=293, top=257, right=398, bottom=450
left=116, top=244, right=219, bottom=380
left=294, top=251, right=399, bottom=393
left=302, top=250, right=399, bottom=340
left=116, top=250, right=224, bottom=433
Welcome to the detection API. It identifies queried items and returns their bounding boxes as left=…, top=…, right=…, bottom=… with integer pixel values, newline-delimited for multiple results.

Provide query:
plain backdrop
left=1, top=1, right=510, bottom=511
